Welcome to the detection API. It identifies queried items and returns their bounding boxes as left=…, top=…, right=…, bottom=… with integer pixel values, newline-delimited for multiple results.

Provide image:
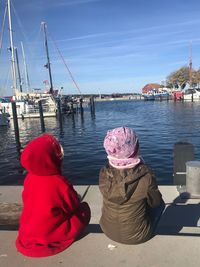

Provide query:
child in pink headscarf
left=99, top=127, right=164, bottom=244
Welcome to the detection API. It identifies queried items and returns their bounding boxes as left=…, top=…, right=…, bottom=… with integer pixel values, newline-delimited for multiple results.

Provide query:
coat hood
left=21, top=134, right=63, bottom=176
left=103, top=127, right=140, bottom=169
left=99, top=163, right=151, bottom=204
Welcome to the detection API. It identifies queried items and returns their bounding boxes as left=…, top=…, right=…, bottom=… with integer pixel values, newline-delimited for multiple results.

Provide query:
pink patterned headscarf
left=104, top=127, right=141, bottom=169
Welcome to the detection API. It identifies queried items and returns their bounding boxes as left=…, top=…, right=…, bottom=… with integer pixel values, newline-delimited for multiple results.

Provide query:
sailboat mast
left=42, top=22, right=53, bottom=94
left=15, top=47, right=23, bottom=92
left=7, top=0, right=17, bottom=94
left=21, top=41, right=30, bottom=92
left=189, top=42, right=193, bottom=89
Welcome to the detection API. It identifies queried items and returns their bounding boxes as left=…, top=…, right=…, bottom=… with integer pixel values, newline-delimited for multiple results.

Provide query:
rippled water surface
left=1, top=100, right=200, bottom=185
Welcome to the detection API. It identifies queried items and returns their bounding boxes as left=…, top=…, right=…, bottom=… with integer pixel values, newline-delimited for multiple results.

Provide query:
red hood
left=21, top=134, right=62, bottom=176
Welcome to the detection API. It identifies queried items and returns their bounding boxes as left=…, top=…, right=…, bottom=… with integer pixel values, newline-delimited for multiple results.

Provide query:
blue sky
left=1, top=0, right=200, bottom=95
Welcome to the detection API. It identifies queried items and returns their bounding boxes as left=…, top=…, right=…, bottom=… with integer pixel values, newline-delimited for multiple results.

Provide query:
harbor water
left=0, top=100, right=200, bottom=185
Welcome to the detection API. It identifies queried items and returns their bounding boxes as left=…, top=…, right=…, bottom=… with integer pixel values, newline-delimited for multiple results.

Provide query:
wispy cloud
left=53, top=0, right=102, bottom=7
left=26, top=0, right=102, bottom=10
left=55, top=18, right=200, bottom=43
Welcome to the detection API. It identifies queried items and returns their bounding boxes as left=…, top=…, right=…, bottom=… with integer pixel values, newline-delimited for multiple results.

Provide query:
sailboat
left=0, top=0, right=57, bottom=118
left=183, top=42, right=200, bottom=101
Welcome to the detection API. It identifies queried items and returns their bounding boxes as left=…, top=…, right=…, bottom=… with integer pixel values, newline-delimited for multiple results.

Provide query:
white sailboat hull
left=184, top=90, right=200, bottom=101
left=0, top=93, right=57, bottom=118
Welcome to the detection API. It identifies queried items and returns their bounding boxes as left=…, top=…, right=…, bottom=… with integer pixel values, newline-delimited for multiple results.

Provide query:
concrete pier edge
left=0, top=185, right=200, bottom=267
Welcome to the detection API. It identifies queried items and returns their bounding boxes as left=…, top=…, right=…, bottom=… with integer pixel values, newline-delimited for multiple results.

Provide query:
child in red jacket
left=16, top=134, right=91, bottom=257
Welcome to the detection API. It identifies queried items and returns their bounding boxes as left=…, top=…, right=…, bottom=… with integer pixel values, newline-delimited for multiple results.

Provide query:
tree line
left=166, top=66, right=200, bottom=90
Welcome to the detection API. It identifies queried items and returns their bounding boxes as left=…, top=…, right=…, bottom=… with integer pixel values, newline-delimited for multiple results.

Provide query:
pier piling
left=173, top=142, right=195, bottom=185
left=57, top=99, right=63, bottom=132
left=90, top=96, right=95, bottom=114
left=11, top=102, right=21, bottom=154
left=38, top=100, right=45, bottom=132
left=79, top=97, right=84, bottom=118
left=70, top=102, right=74, bottom=114
left=186, top=161, right=200, bottom=198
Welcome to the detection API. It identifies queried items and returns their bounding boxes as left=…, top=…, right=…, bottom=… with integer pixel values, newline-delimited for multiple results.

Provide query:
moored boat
left=0, top=92, right=57, bottom=118
left=183, top=89, right=200, bottom=101
left=143, top=90, right=171, bottom=101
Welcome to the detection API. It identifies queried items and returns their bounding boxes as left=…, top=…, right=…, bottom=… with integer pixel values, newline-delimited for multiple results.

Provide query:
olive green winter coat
left=99, top=163, right=162, bottom=244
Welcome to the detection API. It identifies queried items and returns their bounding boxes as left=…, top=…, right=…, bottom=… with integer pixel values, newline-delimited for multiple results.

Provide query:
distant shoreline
left=89, top=96, right=143, bottom=102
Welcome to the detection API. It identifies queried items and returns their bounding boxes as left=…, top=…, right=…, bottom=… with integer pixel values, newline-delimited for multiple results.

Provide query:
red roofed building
left=142, top=83, right=161, bottom=94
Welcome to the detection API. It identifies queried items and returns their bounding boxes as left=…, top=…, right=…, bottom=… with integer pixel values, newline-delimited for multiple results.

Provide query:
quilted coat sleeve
left=146, top=172, right=162, bottom=208
left=99, top=166, right=109, bottom=198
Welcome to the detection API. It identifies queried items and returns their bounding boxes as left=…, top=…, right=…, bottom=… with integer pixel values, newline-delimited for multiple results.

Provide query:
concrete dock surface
left=0, top=185, right=200, bottom=267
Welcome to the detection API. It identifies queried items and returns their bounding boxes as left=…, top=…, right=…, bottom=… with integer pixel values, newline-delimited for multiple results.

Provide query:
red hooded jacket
left=16, top=134, right=91, bottom=257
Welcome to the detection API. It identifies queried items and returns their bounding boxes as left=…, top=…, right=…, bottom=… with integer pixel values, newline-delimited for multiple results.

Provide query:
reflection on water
left=0, top=100, right=200, bottom=185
